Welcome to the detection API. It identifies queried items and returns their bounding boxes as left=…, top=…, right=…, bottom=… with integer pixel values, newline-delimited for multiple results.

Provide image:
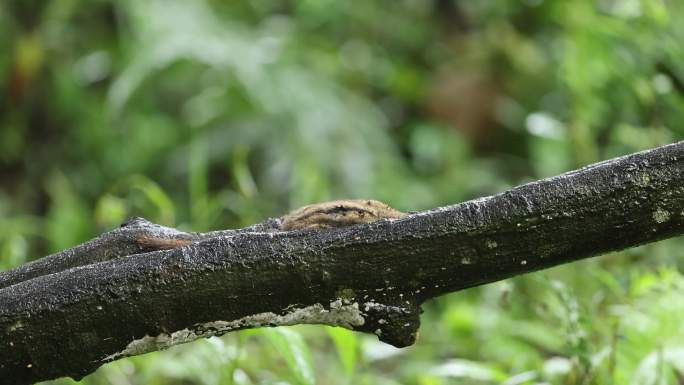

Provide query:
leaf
left=126, top=175, right=176, bottom=226
left=45, top=172, right=93, bottom=253
left=262, top=328, right=315, bottom=385
left=429, top=359, right=506, bottom=382
left=327, top=326, right=358, bottom=376
left=94, top=194, right=128, bottom=228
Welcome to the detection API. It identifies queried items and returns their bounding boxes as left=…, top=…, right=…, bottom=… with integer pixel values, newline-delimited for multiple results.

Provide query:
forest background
left=2, top=1, right=684, bottom=384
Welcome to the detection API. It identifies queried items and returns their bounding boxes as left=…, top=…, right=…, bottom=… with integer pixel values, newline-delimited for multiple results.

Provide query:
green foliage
left=262, top=328, right=316, bottom=385
left=327, top=327, right=359, bottom=377
left=1, top=0, right=684, bottom=384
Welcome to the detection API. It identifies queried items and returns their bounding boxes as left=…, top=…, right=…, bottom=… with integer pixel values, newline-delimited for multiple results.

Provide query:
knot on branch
left=120, top=217, right=153, bottom=228
left=359, top=301, right=422, bottom=347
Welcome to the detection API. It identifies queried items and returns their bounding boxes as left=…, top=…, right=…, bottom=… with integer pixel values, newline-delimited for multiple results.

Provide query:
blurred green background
left=2, top=0, right=684, bottom=384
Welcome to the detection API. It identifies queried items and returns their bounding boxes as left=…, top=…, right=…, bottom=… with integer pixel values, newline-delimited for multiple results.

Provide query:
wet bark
left=1, top=141, right=683, bottom=384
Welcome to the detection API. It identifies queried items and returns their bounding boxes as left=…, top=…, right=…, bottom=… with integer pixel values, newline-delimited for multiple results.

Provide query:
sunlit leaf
left=327, top=326, right=358, bottom=376
left=262, top=328, right=315, bottom=385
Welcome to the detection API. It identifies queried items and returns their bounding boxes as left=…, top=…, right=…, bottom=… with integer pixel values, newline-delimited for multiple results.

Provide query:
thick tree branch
left=1, top=141, right=683, bottom=384
left=0, top=218, right=281, bottom=290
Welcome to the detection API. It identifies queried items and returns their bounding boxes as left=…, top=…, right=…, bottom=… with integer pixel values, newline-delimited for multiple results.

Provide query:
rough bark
left=1, top=141, right=683, bottom=384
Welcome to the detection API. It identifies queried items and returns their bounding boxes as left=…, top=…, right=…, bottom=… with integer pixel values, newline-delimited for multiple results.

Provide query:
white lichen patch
left=653, top=208, right=671, bottom=224
left=8, top=320, right=23, bottom=332
left=486, top=240, right=498, bottom=249
left=105, top=300, right=364, bottom=361
left=363, top=300, right=412, bottom=315
left=636, top=173, right=651, bottom=187
left=363, top=301, right=382, bottom=312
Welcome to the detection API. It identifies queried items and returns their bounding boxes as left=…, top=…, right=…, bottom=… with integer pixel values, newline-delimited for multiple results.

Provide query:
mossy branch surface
left=1, top=142, right=683, bottom=384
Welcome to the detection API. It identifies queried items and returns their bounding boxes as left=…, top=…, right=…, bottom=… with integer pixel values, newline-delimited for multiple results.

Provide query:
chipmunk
left=135, top=199, right=406, bottom=250
left=279, top=199, right=407, bottom=230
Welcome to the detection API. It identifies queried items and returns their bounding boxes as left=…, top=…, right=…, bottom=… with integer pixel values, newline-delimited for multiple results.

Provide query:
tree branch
left=0, top=217, right=281, bottom=290
left=1, top=141, right=683, bottom=384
